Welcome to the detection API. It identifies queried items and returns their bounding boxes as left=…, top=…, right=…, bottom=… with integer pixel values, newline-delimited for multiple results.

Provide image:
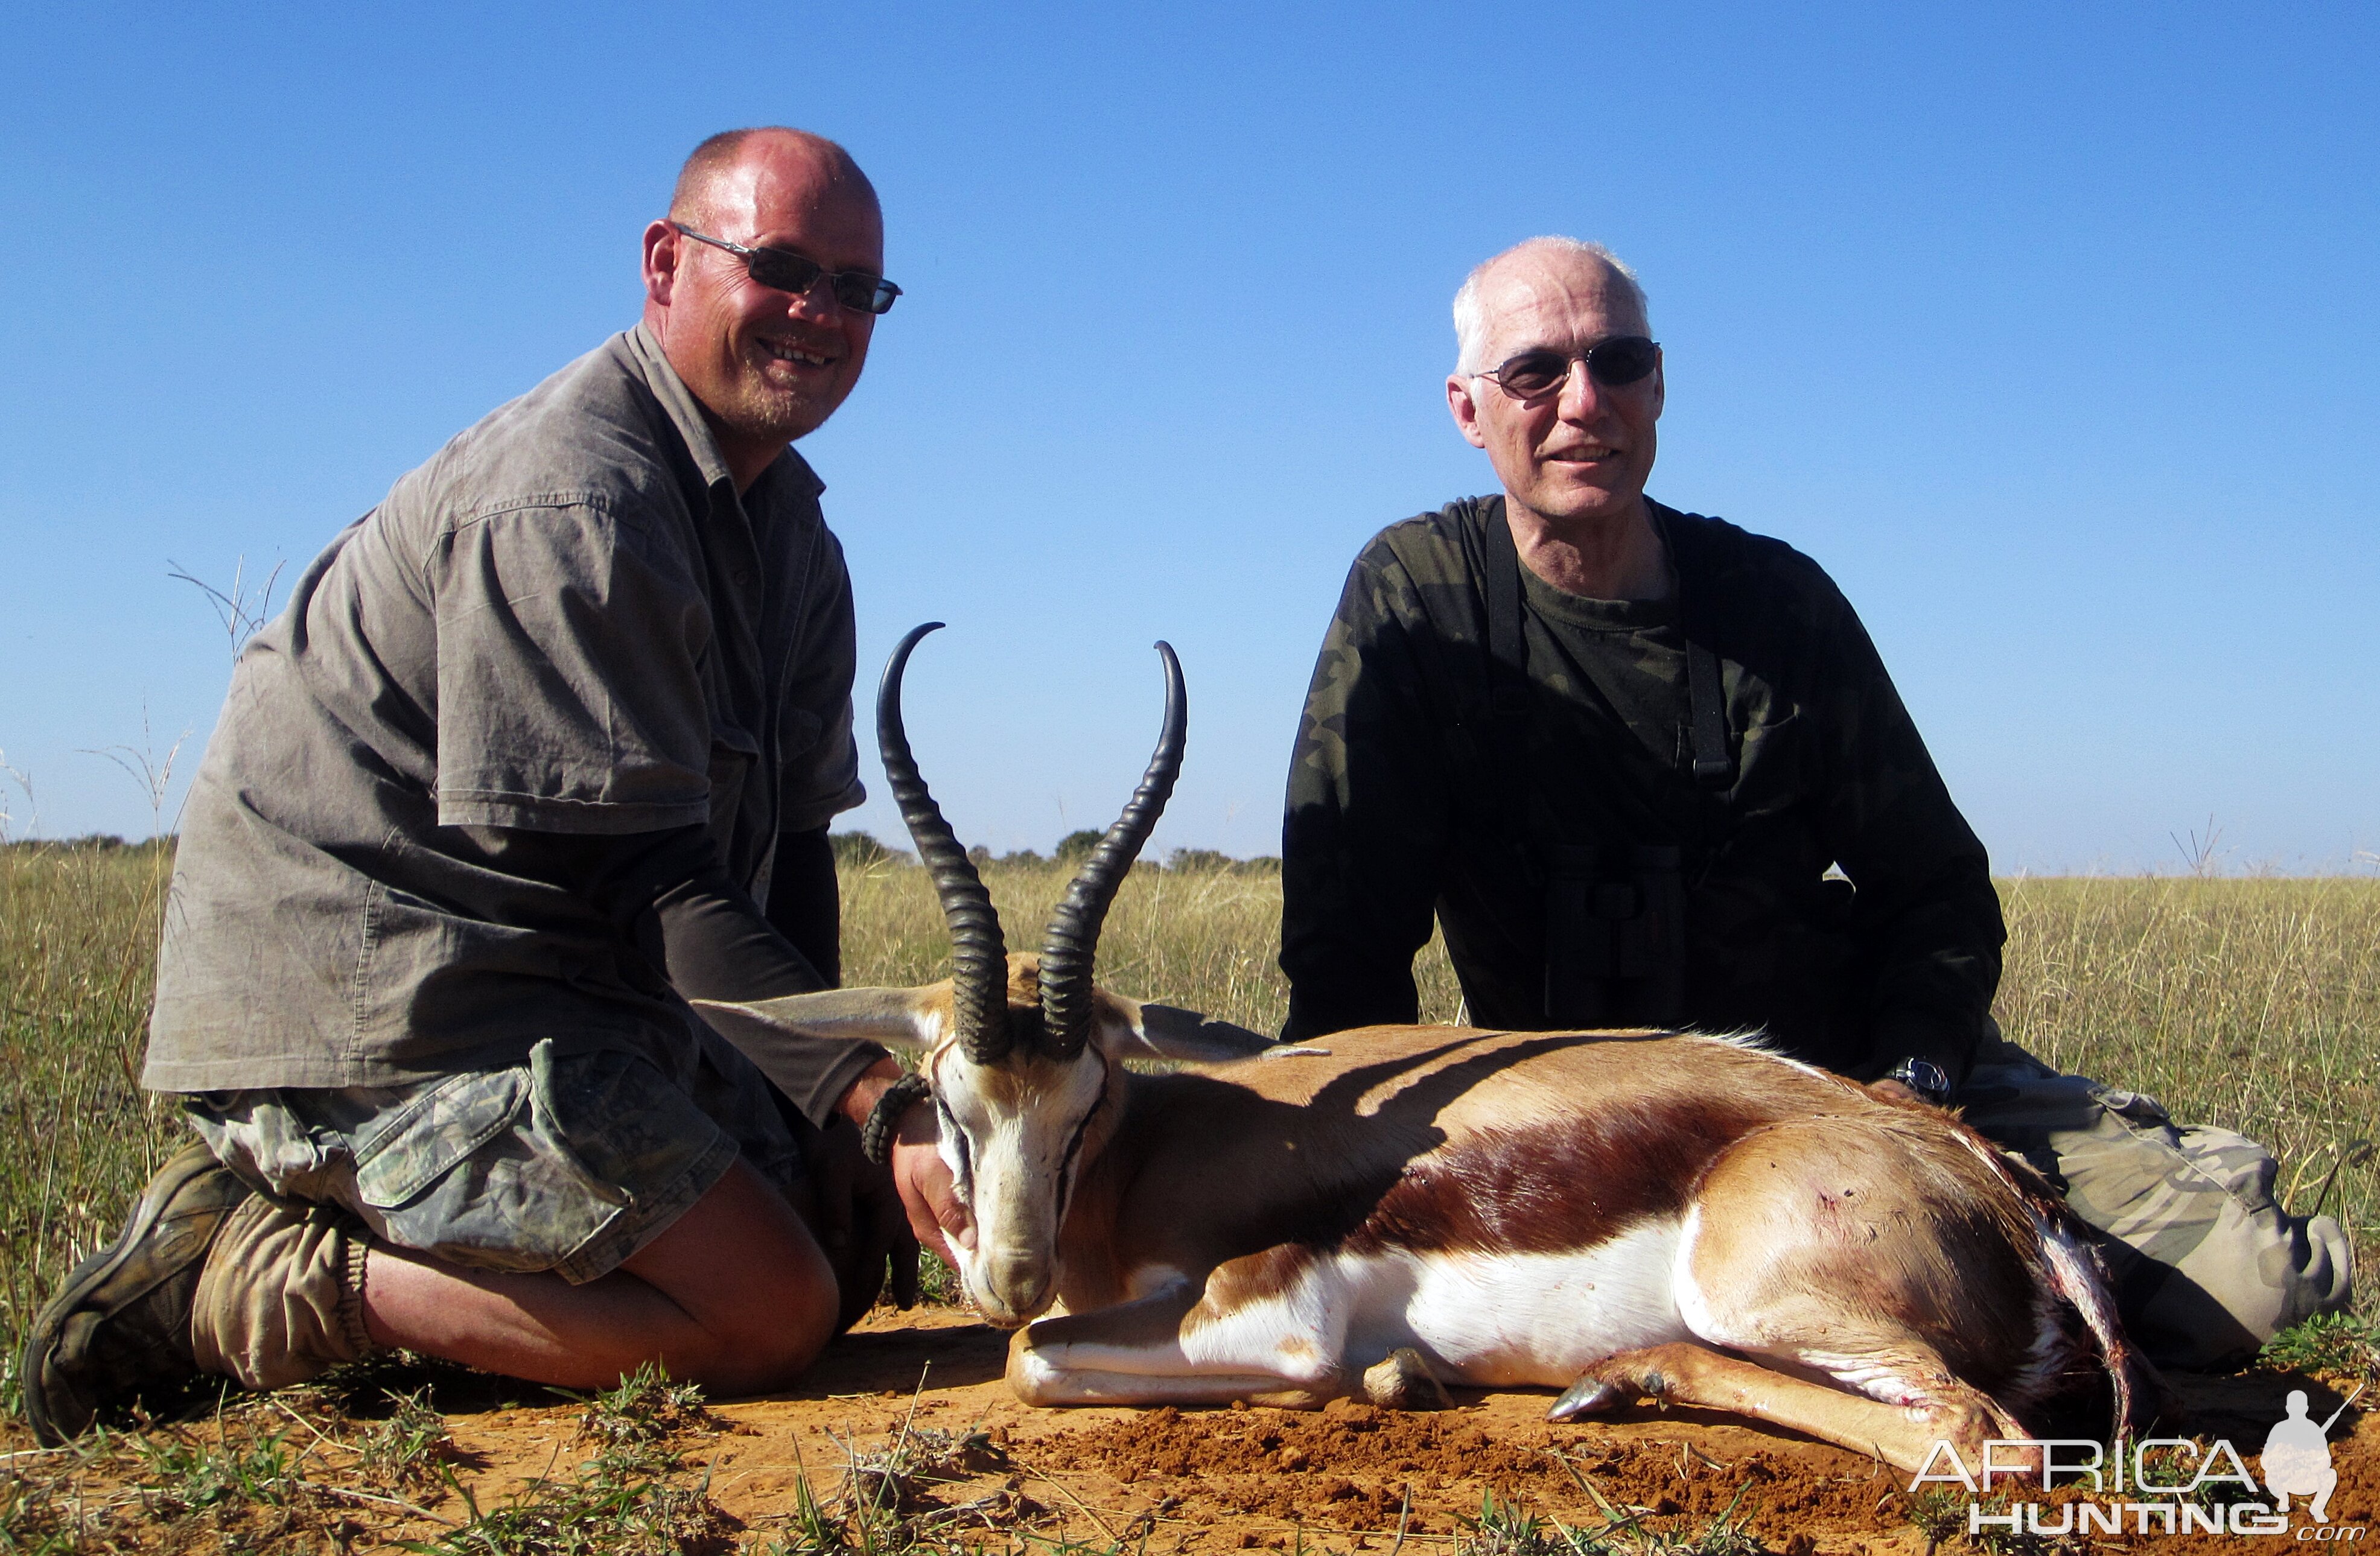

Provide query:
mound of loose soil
left=1030, top=1397, right=1913, bottom=1540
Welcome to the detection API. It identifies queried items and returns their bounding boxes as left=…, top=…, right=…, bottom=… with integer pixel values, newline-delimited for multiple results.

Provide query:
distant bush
left=1164, top=848, right=1236, bottom=874
left=829, top=831, right=909, bottom=869
left=1054, top=829, right=1104, bottom=865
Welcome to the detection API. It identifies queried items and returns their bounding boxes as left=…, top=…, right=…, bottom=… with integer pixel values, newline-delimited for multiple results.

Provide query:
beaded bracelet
left=861, top=1072, right=935, bottom=1167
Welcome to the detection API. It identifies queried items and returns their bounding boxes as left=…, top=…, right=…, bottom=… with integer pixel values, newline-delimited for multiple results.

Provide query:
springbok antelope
left=700, top=624, right=2157, bottom=1474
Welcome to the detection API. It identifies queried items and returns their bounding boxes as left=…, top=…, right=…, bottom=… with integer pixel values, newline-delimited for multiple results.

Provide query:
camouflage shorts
left=188, top=1022, right=805, bottom=1285
left=1960, top=1036, right=2354, bottom=1370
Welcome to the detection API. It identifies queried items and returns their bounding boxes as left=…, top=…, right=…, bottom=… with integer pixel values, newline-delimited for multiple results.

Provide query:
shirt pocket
left=350, top=1069, right=530, bottom=1210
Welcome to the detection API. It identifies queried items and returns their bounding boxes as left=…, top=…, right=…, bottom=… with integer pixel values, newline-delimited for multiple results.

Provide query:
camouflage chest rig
left=1401, top=495, right=1735, bottom=1029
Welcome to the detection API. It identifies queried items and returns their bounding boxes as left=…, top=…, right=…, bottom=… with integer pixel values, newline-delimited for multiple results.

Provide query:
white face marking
left=932, top=1046, right=1112, bottom=1326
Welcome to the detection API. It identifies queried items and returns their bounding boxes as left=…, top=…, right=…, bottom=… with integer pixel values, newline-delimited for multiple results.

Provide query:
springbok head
left=699, top=623, right=1279, bottom=1326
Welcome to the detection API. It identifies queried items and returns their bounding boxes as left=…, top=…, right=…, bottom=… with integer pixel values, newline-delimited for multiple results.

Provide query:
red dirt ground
left=424, top=1308, right=2377, bottom=1554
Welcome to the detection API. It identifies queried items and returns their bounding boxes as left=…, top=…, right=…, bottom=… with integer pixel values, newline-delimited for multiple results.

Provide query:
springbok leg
left=1554, top=1341, right=2003, bottom=1473
left=1008, top=1252, right=1350, bottom=1407
left=1621, top=1115, right=2049, bottom=1472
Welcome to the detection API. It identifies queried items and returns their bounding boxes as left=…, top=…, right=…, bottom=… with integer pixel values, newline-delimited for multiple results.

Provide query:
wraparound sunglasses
left=1471, top=336, right=1659, bottom=399
left=669, top=221, right=902, bottom=316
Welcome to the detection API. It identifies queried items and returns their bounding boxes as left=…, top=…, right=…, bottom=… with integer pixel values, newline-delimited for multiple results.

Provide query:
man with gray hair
left=22, top=127, right=962, bottom=1443
left=1279, top=235, right=2350, bottom=1368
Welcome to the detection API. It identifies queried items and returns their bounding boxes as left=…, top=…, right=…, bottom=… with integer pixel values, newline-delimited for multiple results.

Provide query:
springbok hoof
left=1363, top=1347, right=1454, bottom=1410
left=1547, top=1376, right=1623, bottom=1421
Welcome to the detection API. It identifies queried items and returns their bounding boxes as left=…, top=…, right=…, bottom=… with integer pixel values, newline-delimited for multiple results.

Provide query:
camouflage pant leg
left=1958, top=1038, right=2354, bottom=1370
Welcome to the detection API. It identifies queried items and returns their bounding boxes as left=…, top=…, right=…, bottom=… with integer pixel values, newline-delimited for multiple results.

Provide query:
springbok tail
left=1951, top=1123, right=2160, bottom=1435
left=2031, top=1207, right=2156, bottom=1435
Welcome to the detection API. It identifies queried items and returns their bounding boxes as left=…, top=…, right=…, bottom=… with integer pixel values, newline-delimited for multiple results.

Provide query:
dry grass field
left=0, top=840, right=2372, bottom=1552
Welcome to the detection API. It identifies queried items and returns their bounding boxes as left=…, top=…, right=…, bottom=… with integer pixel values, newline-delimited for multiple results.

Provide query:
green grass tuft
left=2261, top=1310, right=2380, bottom=1383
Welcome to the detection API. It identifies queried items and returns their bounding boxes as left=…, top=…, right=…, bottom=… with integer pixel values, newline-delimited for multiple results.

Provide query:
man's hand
left=839, top=1059, right=970, bottom=1289
left=888, top=1105, right=966, bottom=1269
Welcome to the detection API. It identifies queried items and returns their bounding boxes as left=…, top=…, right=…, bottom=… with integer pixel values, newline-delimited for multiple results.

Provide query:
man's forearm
left=765, top=827, right=841, bottom=989
left=637, top=832, right=885, bottom=1129
left=1854, top=863, right=2003, bottom=1090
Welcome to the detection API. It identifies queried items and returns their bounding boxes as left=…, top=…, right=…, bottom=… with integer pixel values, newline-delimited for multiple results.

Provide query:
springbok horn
left=877, top=623, right=1011, bottom=1063
left=1039, top=641, right=1186, bottom=1058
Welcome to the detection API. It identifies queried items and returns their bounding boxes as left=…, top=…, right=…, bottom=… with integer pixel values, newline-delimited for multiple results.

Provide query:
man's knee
left=1959, top=1049, right=2354, bottom=1368
left=625, top=1158, right=839, bottom=1391
left=2136, top=1205, right=2353, bottom=1368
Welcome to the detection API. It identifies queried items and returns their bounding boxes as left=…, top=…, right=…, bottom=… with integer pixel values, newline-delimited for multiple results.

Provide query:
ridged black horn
left=1039, top=642, right=1186, bottom=1058
left=877, top=623, right=1011, bottom=1062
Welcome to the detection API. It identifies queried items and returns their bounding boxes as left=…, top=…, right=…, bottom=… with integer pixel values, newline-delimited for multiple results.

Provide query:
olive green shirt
left=1280, top=497, right=2003, bottom=1084
left=147, top=326, right=866, bottom=1096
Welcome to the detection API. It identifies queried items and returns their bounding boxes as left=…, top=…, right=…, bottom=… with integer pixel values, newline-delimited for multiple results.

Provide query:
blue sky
left=2, top=3, right=2374, bottom=871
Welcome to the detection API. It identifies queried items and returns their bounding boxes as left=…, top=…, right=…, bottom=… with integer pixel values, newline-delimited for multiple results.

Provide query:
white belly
left=1344, top=1218, right=1690, bottom=1386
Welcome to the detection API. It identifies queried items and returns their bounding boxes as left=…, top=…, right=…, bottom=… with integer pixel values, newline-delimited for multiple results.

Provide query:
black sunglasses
left=669, top=221, right=902, bottom=316
left=1471, top=336, right=1659, bottom=399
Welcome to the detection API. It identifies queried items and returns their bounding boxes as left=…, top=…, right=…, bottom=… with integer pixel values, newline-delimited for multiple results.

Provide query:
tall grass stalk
left=1994, top=875, right=2377, bottom=1248
left=0, top=840, right=189, bottom=1408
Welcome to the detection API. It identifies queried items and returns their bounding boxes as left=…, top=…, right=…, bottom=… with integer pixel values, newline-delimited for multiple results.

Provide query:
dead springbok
left=701, top=624, right=2156, bottom=1473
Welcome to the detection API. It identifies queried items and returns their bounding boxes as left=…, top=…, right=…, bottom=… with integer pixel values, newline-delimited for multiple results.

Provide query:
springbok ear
left=1095, top=992, right=1329, bottom=1064
left=690, top=987, right=946, bottom=1055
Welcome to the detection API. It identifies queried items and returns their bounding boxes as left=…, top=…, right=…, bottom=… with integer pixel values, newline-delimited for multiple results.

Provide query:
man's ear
left=1446, top=374, right=1490, bottom=449
left=691, top=986, right=944, bottom=1055
left=1092, top=991, right=1327, bottom=1065
left=641, top=219, right=682, bottom=311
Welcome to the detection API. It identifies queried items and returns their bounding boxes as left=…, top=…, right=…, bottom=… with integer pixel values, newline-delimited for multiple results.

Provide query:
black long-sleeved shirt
left=1280, top=498, right=2004, bottom=1087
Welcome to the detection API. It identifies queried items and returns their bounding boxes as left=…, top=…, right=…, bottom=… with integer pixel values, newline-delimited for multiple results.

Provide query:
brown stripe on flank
left=1343, top=1093, right=1769, bottom=1257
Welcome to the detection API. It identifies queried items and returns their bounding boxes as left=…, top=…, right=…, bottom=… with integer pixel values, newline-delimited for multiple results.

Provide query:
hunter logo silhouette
left=2264, top=1383, right=2362, bottom=1524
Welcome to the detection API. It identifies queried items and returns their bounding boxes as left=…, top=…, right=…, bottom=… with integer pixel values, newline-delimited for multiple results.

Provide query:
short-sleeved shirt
left=1279, top=497, right=2003, bottom=1082
left=145, top=326, right=864, bottom=1091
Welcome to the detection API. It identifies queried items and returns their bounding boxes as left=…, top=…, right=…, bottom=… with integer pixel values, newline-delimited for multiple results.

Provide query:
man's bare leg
left=363, top=1160, right=839, bottom=1396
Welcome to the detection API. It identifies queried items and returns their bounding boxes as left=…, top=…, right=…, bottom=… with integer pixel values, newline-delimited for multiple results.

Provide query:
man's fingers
left=887, top=1099, right=964, bottom=1267
left=889, top=1146, right=960, bottom=1265
left=902, top=1179, right=957, bottom=1266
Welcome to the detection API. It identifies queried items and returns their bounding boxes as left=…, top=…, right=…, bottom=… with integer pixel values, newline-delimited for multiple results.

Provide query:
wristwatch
left=1882, top=1057, right=1954, bottom=1108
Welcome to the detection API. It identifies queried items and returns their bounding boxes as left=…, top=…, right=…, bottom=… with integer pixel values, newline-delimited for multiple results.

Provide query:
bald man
left=1280, top=236, right=2350, bottom=1368
left=22, top=128, right=959, bottom=1443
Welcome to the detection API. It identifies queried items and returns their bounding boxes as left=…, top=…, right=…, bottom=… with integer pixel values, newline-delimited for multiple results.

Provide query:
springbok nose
left=988, top=1254, right=1050, bottom=1316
